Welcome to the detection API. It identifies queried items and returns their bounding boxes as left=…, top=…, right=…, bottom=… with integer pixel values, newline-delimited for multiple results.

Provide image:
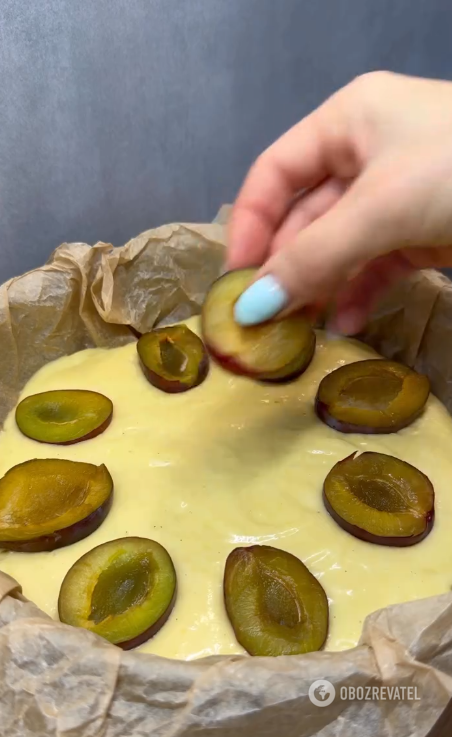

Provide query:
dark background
left=1, top=0, right=451, bottom=282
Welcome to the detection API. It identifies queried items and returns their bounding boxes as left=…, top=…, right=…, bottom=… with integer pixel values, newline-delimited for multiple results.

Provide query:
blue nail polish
left=234, top=275, right=289, bottom=326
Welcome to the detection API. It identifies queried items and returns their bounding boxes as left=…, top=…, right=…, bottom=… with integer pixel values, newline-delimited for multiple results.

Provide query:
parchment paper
left=1, top=213, right=452, bottom=737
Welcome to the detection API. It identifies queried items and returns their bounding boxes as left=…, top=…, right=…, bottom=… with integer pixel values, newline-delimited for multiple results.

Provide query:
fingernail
left=234, top=275, right=289, bottom=326
left=335, top=307, right=364, bottom=336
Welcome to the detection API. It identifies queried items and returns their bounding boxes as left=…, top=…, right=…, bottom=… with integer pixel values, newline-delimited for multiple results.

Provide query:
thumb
left=233, top=183, right=397, bottom=326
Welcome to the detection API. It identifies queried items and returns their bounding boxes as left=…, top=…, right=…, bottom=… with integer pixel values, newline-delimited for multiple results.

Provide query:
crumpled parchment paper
left=1, top=212, right=452, bottom=737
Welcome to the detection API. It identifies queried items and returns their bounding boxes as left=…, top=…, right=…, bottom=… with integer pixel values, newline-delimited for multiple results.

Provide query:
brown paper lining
left=1, top=214, right=452, bottom=736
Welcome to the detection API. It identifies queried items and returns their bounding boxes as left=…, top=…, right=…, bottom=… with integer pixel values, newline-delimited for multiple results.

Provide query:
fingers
left=227, top=72, right=452, bottom=329
left=233, top=181, right=394, bottom=326
left=403, top=245, right=452, bottom=269
left=227, top=98, right=355, bottom=269
left=331, top=245, right=452, bottom=335
left=261, top=188, right=380, bottom=305
left=332, top=253, right=413, bottom=335
left=270, top=179, right=347, bottom=255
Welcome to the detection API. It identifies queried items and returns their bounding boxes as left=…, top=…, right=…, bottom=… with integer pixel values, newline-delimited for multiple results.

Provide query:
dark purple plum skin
left=205, top=330, right=315, bottom=384
left=21, top=412, right=114, bottom=446
left=16, top=390, right=113, bottom=446
left=57, top=540, right=178, bottom=650
left=201, top=270, right=316, bottom=384
left=138, top=351, right=209, bottom=393
left=322, top=488, right=434, bottom=547
left=259, top=335, right=316, bottom=384
left=0, top=490, right=113, bottom=553
left=223, top=545, right=329, bottom=655
left=128, top=325, right=142, bottom=339
left=115, top=583, right=178, bottom=650
left=202, top=345, right=249, bottom=378
left=315, top=397, right=425, bottom=435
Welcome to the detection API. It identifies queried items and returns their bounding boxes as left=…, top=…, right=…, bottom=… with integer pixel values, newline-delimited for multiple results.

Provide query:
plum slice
left=15, top=389, right=113, bottom=445
left=58, top=537, right=177, bottom=649
left=224, top=545, right=328, bottom=656
left=323, top=451, right=434, bottom=546
left=202, top=269, right=316, bottom=382
left=0, top=459, right=113, bottom=552
left=137, top=324, right=209, bottom=392
left=315, top=359, right=430, bottom=433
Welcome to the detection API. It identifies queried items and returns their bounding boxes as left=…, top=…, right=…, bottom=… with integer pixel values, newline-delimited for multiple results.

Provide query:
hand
left=228, top=72, right=452, bottom=333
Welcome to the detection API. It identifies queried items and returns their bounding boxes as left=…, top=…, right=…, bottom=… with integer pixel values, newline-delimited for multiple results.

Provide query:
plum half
left=224, top=545, right=328, bottom=656
left=323, top=451, right=434, bottom=546
left=16, top=389, right=113, bottom=445
left=315, top=359, right=430, bottom=433
left=0, top=459, right=113, bottom=552
left=58, top=537, right=177, bottom=649
left=137, top=325, right=209, bottom=393
left=202, top=269, right=316, bottom=382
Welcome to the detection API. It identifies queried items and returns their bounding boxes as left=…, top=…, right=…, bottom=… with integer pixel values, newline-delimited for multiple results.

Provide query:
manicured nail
left=234, top=275, right=289, bottom=326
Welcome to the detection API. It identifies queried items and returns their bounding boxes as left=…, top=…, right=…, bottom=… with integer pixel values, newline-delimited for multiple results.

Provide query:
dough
left=1, top=318, right=452, bottom=659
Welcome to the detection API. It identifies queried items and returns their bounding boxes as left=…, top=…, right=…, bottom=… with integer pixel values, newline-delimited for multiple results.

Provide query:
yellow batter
left=1, top=317, right=452, bottom=659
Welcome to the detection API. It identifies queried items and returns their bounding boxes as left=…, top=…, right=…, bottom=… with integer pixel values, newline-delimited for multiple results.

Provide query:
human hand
left=228, top=72, right=452, bottom=333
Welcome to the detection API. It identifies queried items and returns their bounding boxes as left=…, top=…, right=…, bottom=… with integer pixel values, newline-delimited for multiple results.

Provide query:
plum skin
left=138, top=350, right=209, bottom=393
left=322, top=490, right=434, bottom=546
left=314, top=359, right=430, bottom=434
left=201, top=269, right=316, bottom=383
left=207, top=337, right=315, bottom=383
left=20, top=412, right=114, bottom=446
left=16, top=390, right=114, bottom=445
left=315, top=397, right=424, bottom=434
left=128, top=325, right=142, bottom=339
left=57, top=413, right=112, bottom=445
left=0, top=490, right=113, bottom=553
left=322, top=452, right=435, bottom=547
left=57, top=572, right=177, bottom=651
left=137, top=326, right=209, bottom=393
left=115, top=582, right=178, bottom=650
left=224, top=545, right=329, bottom=656
left=57, top=536, right=177, bottom=649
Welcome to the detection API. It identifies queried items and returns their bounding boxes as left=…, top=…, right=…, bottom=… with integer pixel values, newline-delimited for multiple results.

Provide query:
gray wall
left=1, top=0, right=452, bottom=281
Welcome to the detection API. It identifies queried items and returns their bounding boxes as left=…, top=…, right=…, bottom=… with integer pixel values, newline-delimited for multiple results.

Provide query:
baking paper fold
left=1, top=216, right=452, bottom=736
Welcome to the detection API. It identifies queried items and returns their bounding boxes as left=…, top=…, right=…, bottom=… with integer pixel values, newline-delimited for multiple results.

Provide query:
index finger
left=227, top=110, right=331, bottom=269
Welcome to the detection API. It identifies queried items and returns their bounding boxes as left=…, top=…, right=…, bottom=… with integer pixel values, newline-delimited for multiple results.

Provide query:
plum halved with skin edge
left=202, top=269, right=316, bottom=382
left=323, top=451, right=434, bottom=546
left=0, top=459, right=113, bottom=552
left=137, top=325, right=209, bottom=393
left=15, top=389, right=113, bottom=445
left=58, top=537, right=177, bottom=649
left=224, top=545, right=328, bottom=656
left=315, top=359, right=430, bottom=434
